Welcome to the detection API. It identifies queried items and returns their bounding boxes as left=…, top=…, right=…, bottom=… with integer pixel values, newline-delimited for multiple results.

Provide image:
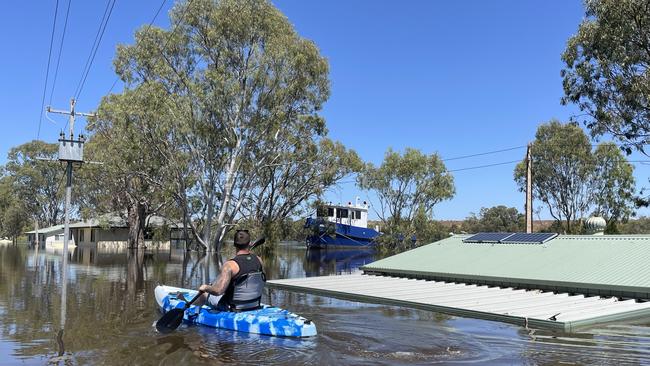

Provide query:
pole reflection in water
left=56, top=248, right=69, bottom=360
left=4, top=242, right=650, bottom=365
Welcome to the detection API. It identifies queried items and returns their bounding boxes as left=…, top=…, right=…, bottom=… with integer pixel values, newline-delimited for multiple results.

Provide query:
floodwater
left=2, top=243, right=650, bottom=365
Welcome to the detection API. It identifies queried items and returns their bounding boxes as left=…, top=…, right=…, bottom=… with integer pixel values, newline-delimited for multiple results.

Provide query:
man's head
left=233, top=230, right=251, bottom=250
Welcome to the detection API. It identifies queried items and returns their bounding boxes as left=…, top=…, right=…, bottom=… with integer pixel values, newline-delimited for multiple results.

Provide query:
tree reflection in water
left=4, top=242, right=649, bottom=365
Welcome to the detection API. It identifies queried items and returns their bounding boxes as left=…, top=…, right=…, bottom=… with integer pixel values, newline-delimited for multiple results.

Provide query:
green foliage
left=84, top=86, right=176, bottom=248
left=358, top=148, right=455, bottom=224
left=0, top=141, right=64, bottom=239
left=514, top=121, right=635, bottom=233
left=248, top=138, right=363, bottom=230
left=411, top=208, right=450, bottom=245
left=561, top=0, right=650, bottom=155
left=4, top=141, right=63, bottom=226
left=462, top=206, right=525, bottom=233
left=358, top=148, right=454, bottom=252
left=85, top=0, right=351, bottom=251
left=592, top=143, right=636, bottom=221
left=619, top=217, right=650, bottom=234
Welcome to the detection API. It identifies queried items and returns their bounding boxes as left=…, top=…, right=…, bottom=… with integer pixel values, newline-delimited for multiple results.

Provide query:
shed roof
left=361, top=234, right=650, bottom=299
left=69, top=214, right=180, bottom=229
left=25, top=224, right=65, bottom=235
left=268, top=273, right=650, bottom=332
left=25, top=214, right=180, bottom=235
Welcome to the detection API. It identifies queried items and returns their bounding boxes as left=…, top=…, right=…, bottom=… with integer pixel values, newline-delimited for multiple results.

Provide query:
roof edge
left=360, top=267, right=650, bottom=300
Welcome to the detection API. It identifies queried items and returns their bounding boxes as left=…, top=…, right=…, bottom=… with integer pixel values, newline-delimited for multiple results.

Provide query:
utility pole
left=525, top=143, right=533, bottom=233
left=46, top=98, right=94, bottom=333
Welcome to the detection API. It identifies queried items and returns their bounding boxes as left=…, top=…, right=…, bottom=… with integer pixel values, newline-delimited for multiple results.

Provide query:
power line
left=447, top=158, right=650, bottom=173
left=73, top=0, right=116, bottom=100
left=48, top=0, right=72, bottom=106
left=439, top=142, right=647, bottom=163
left=442, top=146, right=526, bottom=161
left=106, top=0, right=169, bottom=96
left=37, top=0, right=60, bottom=141
left=448, top=160, right=521, bottom=172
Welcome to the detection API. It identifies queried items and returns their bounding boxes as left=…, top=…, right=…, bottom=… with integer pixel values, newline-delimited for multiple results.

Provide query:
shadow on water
left=3, top=242, right=650, bottom=365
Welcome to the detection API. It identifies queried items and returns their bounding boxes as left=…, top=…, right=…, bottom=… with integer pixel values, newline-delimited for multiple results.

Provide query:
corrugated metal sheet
left=361, top=235, right=650, bottom=299
left=268, top=273, right=650, bottom=331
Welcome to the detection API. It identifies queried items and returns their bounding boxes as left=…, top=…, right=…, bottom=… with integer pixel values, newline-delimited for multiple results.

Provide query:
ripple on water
left=7, top=245, right=650, bottom=365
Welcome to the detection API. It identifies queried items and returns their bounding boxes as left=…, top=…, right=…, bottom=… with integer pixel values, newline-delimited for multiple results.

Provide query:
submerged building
left=268, top=228, right=650, bottom=332
left=26, top=214, right=183, bottom=250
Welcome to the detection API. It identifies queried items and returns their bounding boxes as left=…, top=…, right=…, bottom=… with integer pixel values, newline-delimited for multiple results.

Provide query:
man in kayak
left=191, top=230, right=266, bottom=311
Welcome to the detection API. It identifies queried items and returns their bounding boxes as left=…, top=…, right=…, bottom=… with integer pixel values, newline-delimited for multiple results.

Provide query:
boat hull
left=155, top=285, right=317, bottom=338
left=304, top=218, right=379, bottom=248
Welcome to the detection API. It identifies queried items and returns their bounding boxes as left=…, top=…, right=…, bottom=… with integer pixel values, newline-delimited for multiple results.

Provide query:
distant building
left=26, top=224, right=67, bottom=249
left=25, top=214, right=186, bottom=250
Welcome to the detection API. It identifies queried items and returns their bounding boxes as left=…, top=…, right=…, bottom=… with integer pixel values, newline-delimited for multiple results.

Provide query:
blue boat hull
left=155, top=285, right=317, bottom=338
left=304, top=218, right=379, bottom=248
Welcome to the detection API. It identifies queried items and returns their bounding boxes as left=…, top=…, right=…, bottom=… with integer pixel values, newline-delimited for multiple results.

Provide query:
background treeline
left=2, top=0, right=650, bottom=255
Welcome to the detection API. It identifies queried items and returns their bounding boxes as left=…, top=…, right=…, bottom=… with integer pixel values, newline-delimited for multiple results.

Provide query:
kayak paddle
left=155, top=236, right=265, bottom=333
left=249, top=236, right=265, bottom=250
left=155, top=290, right=204, bottom=334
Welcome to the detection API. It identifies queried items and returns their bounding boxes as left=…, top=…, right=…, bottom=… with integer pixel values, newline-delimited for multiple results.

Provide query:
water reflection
left=304, top=247, right=376, bottom=277
left=2, top=243, right=650, bottom=365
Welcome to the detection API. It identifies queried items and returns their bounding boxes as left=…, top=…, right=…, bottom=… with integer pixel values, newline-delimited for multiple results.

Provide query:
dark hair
left=233, top=230, right=251, bottom=249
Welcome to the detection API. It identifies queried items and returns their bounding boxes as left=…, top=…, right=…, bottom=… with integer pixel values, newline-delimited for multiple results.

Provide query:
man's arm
left=199, top=261, right=234, bottom=296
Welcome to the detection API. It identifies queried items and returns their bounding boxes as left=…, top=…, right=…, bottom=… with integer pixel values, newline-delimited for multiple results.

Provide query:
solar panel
left=463, top=232, right=515, bottom=243
left=500, top=232, right=557, bottom=244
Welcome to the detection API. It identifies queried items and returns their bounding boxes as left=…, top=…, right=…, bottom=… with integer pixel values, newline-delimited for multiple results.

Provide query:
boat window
left=327, top=207, right=334, bottom=217
left=355, top=210, right=361, bottom=219
left=337, top=209, right=348, bottom=218
left=79, top=230, right=85, bottom=242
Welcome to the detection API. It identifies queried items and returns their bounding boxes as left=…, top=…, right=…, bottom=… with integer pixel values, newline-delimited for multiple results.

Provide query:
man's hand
left=199, top=284, right=210, bottom=292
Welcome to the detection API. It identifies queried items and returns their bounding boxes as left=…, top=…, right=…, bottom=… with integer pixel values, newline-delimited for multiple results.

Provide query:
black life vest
left=219, top=253, right=266, bottom=311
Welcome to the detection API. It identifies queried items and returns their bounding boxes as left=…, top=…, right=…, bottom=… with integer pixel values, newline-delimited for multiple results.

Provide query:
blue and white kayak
left=155, top=285, right=317, bottom=338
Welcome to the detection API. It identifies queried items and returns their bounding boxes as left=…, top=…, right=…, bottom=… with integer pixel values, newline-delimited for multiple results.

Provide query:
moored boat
left=304, top=199, right=380, bottom=248
left=155, top=285, right=317, bottom=337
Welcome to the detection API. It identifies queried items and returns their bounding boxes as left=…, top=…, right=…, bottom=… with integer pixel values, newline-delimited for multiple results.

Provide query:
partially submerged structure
left=26, top=224, right=67, bottom=249
left=26, top=214, right=183, bottom=250
left=268, top=232, right=650, bottom=331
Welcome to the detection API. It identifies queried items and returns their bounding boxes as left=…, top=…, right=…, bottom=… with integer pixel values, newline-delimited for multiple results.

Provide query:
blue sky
left=1, top=0, right=649, bottom=220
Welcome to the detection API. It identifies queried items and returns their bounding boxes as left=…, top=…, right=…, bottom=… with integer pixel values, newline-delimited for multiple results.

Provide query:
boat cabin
left=316, top=201, right=369, bottom=228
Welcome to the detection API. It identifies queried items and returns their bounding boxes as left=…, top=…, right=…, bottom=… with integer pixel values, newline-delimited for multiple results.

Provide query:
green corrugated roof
left=361, top=235, right=650, bottom=299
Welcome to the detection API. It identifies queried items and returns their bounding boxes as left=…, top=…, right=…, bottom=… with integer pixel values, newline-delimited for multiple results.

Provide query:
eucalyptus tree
left=102, top=0, right=332, bottom=251
left=514, top=121, right=635, bottom=233
left=85, top=85, right=179, bottom=249
left=562, top=0, right=650, bottom=155
left=591, top=142, right=635, bottom=225
left=243, top=139, right=363, bottom=242
left=0, top=174, right=29, bottom=241
left=3, top=141, right=64, bottom=229
left=358, top=148, right=455, bottom=239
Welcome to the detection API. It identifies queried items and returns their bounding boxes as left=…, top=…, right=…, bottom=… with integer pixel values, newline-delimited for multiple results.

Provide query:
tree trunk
left=213, top=137, right=241, bottom=252
left=127, top=201, right=147, bottom=249
left=203, top=196, right=213, bottom=250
